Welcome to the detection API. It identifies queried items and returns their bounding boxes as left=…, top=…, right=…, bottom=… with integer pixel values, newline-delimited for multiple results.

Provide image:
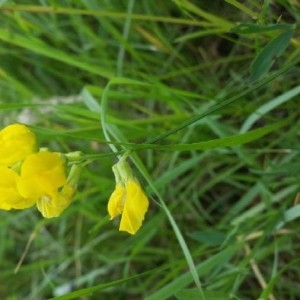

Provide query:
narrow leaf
left=134, top=121, right=287, bottom=151
left=175, top=288, right=231, bottom=300
left=276, top=205, right=300, bottom=230
left=250, top=29, right=294, bottom=82
left=0, top=29, right=113, bottom=79
left=232, top=23, right=293, bottom=34
left=145, top=246, right=238, bottom=300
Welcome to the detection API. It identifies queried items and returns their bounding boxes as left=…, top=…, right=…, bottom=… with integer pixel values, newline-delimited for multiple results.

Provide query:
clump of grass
left=0, top=0, right=299, bottom=299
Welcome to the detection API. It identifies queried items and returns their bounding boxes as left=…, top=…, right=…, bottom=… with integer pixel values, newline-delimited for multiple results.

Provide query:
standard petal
left=21, top=152, right=66, bottom=186
left=0, top=124, right=37, bottom=166
left=18, top=151, right=73, bottom=218
left=119, top=179, right=149, bottom=235
left=107, top=183, right=126, bottom=219
left=17, top=175, right=46, bottom=199
left=19, top=151, right=66, bottom=196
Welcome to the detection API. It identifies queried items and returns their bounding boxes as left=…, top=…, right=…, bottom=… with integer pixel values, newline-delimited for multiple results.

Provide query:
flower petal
left=0, top=124, right=37, bottom=166
left=36, top=183, right=76, bottom=218
left=0, top=166, right=35, bottom=210
left=20, top=152, right=66, bottom=186
left=17, top=151, right=72, bottom=218
left=119, top=179, right=149, bottom=235
left=107, top=183, right=126, bottom=219
left=37, top=195, right=64, bottom=218
left=18, top=152, right=66, bottom=195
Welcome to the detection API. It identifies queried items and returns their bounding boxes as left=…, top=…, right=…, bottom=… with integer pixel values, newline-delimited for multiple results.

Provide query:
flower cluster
left=1, top=124, right=148, bottom=233
left=0, top=124, right=81, bottom=218
left=108, top=158, right=149, bottom=235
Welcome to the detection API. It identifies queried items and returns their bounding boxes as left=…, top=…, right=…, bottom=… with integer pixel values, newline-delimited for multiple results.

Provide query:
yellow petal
left=0, top=166, right=35, bottom=210
left=107, top=183, right=126, bottom=219
left=119, top=179, right=149, bottom=235
left=18, top=175, right=45, bottom=199
left=0, top=124, right=37, bottom=166
left=21, top=152, right=66, bottom=186
left=36, top=184, right=75, bottom=218
left=18, top=151, right=66, bottom=197
left=17, top=151, right=72, bottom=218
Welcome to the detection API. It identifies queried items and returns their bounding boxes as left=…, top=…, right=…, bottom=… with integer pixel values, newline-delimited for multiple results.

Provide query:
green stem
left=116, top=0, right=135, bottom=76
left=145, top=62, right=295, bottom=145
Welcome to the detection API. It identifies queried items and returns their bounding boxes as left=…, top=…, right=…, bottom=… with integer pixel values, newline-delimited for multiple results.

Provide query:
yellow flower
left=108, top=183, right=126, bottom=219
left=17, top=151, right=73, bottom=218
left=108, top=159, right=149, bottom=235
left=0, top=166, right=35, bottom=210
left=0, top=124, right=37, bottom=167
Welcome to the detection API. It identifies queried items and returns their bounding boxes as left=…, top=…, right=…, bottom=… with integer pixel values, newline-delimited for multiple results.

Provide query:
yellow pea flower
left=108, top=159, right=149, bottom=235
left=17, top=151, right=74, bottom=218
left=0, top=124, right=37, bottom=167
left=108, top=183, right=126, bottom=219
left=0, top=166, right=35, bottom=210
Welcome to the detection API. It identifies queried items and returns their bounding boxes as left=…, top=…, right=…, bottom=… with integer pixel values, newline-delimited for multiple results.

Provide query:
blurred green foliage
left=0, top=0, right=300, bottom=299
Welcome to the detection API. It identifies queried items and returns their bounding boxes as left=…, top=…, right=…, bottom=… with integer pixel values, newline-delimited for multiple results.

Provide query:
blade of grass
left=0, top=4, right=209, bottom=26
left=240, top=85, right=300, bottom=133
left=173, top=0, right=233, bottom=29
left=225, top=0, right=258, bottom=18
left=0, top=28, right=113, bottom=79
left=49, top=265, right=170, bottom=300
left=116, top=0, right=135, bottom=76
left=250, top=28, right=295, bottom=82
left=145, top=61, right=296, bottom=145
left=131, top=120, right=288, bottom=151
left=145, top=245, right=238, bottom=300
left=100, top=79, right=205, bottom=297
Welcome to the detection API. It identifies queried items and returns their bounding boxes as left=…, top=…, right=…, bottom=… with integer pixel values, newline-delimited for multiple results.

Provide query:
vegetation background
left=0, top=0, right=299, bottom=299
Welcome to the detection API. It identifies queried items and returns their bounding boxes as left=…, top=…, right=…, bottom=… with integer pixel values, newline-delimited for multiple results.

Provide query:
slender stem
left=100, top=81, right=119, bottom=155
left=117, top=0, right=135, bottom=76
left=145, top=62, right=295, bottom=145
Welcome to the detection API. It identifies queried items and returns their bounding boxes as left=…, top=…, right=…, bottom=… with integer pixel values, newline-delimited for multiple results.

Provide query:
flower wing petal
left=119, top=179, right=149, bottom=235
left=108, top=183, right=126, bottom=219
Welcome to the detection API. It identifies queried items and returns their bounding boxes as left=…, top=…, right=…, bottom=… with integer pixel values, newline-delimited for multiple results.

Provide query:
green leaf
left=80, top=87, right=101, bottom=114
left=133, top=121, right=287, bottom=151
left=146, top=64, right=294, bottom=144
left=175, top=288, right=231, bottom=300
left=232, top=23, right=293, bottom=34
left=145, top=245, right=238, bottom=300
left=240, top=85, right=300, bottom=133
left=189, top=230, right=226, bottom=246
left=231, top=185, right=298, bottom=226
left=173, top=0, right=233, bottom=29
left=50, top=265, right=169, bottom=300
left=0, top=29, right=113, bottom=79
left=250, top=29, right=294, bottom=82
left=225, top=0, right=258, bottom=18
left=276, top=205, right=300, bottom=230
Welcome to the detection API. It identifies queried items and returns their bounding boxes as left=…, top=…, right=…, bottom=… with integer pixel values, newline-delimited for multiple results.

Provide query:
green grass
left=0, top=0, right=300, bottom=299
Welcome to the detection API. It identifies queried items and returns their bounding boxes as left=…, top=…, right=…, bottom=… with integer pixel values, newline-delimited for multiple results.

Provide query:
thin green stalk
left=130, top=152, right=205, bottom=298
left=100, top=84, right=119, bottom=156
left=145, top=62, right=296, bottom=145
left=100, top=83, right=204, bottom=294
left=116, top=0, right=135, bottom=76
